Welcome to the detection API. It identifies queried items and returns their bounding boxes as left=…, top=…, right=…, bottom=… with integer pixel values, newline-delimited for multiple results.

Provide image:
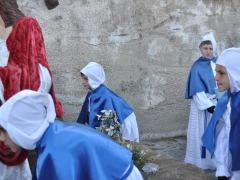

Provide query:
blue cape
left=34, top=120, right=133, bottom=180
left=229, top=91, right=240, bottom=171
left=77, top=84, right=133, bottom=128
left=185, top=57, right=217, bottom=99
left=202, top=91, right=230, bottom=156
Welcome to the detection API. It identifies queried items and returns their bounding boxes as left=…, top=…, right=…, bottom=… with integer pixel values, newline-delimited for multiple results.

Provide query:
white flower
left=97, top=114, right=102, bottom=120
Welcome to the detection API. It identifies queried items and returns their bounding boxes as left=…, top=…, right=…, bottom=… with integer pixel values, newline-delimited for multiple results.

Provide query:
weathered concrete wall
left=16, top=0, right=240, bottom=139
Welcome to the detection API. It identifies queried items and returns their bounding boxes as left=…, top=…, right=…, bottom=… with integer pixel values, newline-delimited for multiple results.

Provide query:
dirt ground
left=141, top=137, right=216, bottom=180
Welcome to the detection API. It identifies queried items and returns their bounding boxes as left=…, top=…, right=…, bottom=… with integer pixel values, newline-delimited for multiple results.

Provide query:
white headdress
left=80, top=62, right=106, bottom=90
left=201, top=32, right=218, bottom=56
left=216, top=48, right=240, bottom=93
left=0, top=90, right=56, bottom=150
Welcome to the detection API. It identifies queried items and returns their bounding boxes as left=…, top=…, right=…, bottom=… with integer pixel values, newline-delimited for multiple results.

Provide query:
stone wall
left=15, top=0, right=240, bottom=139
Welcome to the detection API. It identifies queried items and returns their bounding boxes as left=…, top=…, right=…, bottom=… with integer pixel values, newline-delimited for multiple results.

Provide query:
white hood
left=201, top=32, right=218, bottom=56
left=216, top=48, right=240, bottom=93
left=80, top=62, right=106, bottom=90
left=0, top=90, right=56, bottom=150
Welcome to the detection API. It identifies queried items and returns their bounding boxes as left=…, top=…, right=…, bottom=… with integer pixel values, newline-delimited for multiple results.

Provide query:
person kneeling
left=0, top=90, right=143, bottom=180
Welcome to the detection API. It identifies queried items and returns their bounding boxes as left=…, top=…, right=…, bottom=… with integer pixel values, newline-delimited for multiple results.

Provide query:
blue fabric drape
left=35, top=120, right=133, bottom=180
left=185, top=57, right=217, bottom=99
left=202, top=91, right=230, bottom=156
left=77, top=84, right=133, bottom=128
left=229, top=91, right=240, bottom=171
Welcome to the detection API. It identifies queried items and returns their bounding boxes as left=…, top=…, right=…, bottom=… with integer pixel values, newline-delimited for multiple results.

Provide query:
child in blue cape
left=77, top=62, right=139, bottom=142
left=0, top=90, right=143, bottom=180
left=202, top=48, right=240, bottom=180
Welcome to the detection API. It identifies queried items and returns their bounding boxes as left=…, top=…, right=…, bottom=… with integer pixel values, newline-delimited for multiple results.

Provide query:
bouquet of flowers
left=96, top=109, right=146, bottom=169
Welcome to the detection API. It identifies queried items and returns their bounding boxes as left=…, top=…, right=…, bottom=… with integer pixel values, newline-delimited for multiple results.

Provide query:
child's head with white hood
left=80, top=62, right=106, bottom=91
left=215, top=48, right=240, bottom=93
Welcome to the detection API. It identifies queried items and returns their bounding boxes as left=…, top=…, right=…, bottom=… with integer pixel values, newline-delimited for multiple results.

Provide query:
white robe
left=0, top=160, right=31, bottom=180
left=121, top=112, right=140, bottom=142
left=214, top=101, right=240, bottom=179
left=185, top=61, right=217, bottom=169
left=125, top=165, right=143, bottom=180
left=0, top=39, right=52, bottom=180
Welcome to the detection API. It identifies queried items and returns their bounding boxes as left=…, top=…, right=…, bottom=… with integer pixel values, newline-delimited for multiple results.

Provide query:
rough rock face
left=15, top=0, right=240, bottom=139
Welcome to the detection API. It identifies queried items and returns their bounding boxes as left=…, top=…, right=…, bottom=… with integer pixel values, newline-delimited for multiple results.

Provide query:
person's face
left=0, top=129, right=21, bottom=152
left=215, top=64, right=230, bottom=92
left=200, top=44, right=213, bottom=59
left=81, top=74, right=91, bottom=90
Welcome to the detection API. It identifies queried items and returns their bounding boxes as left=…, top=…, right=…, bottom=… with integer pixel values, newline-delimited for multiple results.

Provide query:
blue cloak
left=77, top=84, right=133, bottom=128
left=229, top=91, right=240, bottom=171
left=34, top=120, right=133, bottom=180
left=185, top=57, right=217, bottom=99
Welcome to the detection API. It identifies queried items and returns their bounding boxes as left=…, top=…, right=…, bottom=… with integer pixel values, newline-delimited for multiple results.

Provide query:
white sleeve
left=38, top=64, right=52, bottom=93
left=125, top=165, right=143, bottom=180
left=121, top=112, right=139, bottom=142
left=193, top=92, right=214, bottom=111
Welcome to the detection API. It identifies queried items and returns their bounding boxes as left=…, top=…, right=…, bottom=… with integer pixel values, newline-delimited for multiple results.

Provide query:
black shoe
left=217, top=176, right=229, bottom=180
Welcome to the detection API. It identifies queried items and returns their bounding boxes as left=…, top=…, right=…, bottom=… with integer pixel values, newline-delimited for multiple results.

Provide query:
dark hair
left=44, top=0, right=59, bottom=10
left=199, top=40, right=212, bottom=48
left=0, top=126, right=6, bottom=132
left=0, top=0, right=25, bottom=28
left=0, top=0, right=59, bottom=28
left=80, top=72, right=88, bottom=79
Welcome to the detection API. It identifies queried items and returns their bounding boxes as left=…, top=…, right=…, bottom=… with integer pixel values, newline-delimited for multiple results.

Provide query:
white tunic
left=125, top=165, right=143, bottom=180
left=0, top=160, right=32, bottom=180
left=185, top=61, right=217, bottom=170
left=121, top=112, right=140, bottom=142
